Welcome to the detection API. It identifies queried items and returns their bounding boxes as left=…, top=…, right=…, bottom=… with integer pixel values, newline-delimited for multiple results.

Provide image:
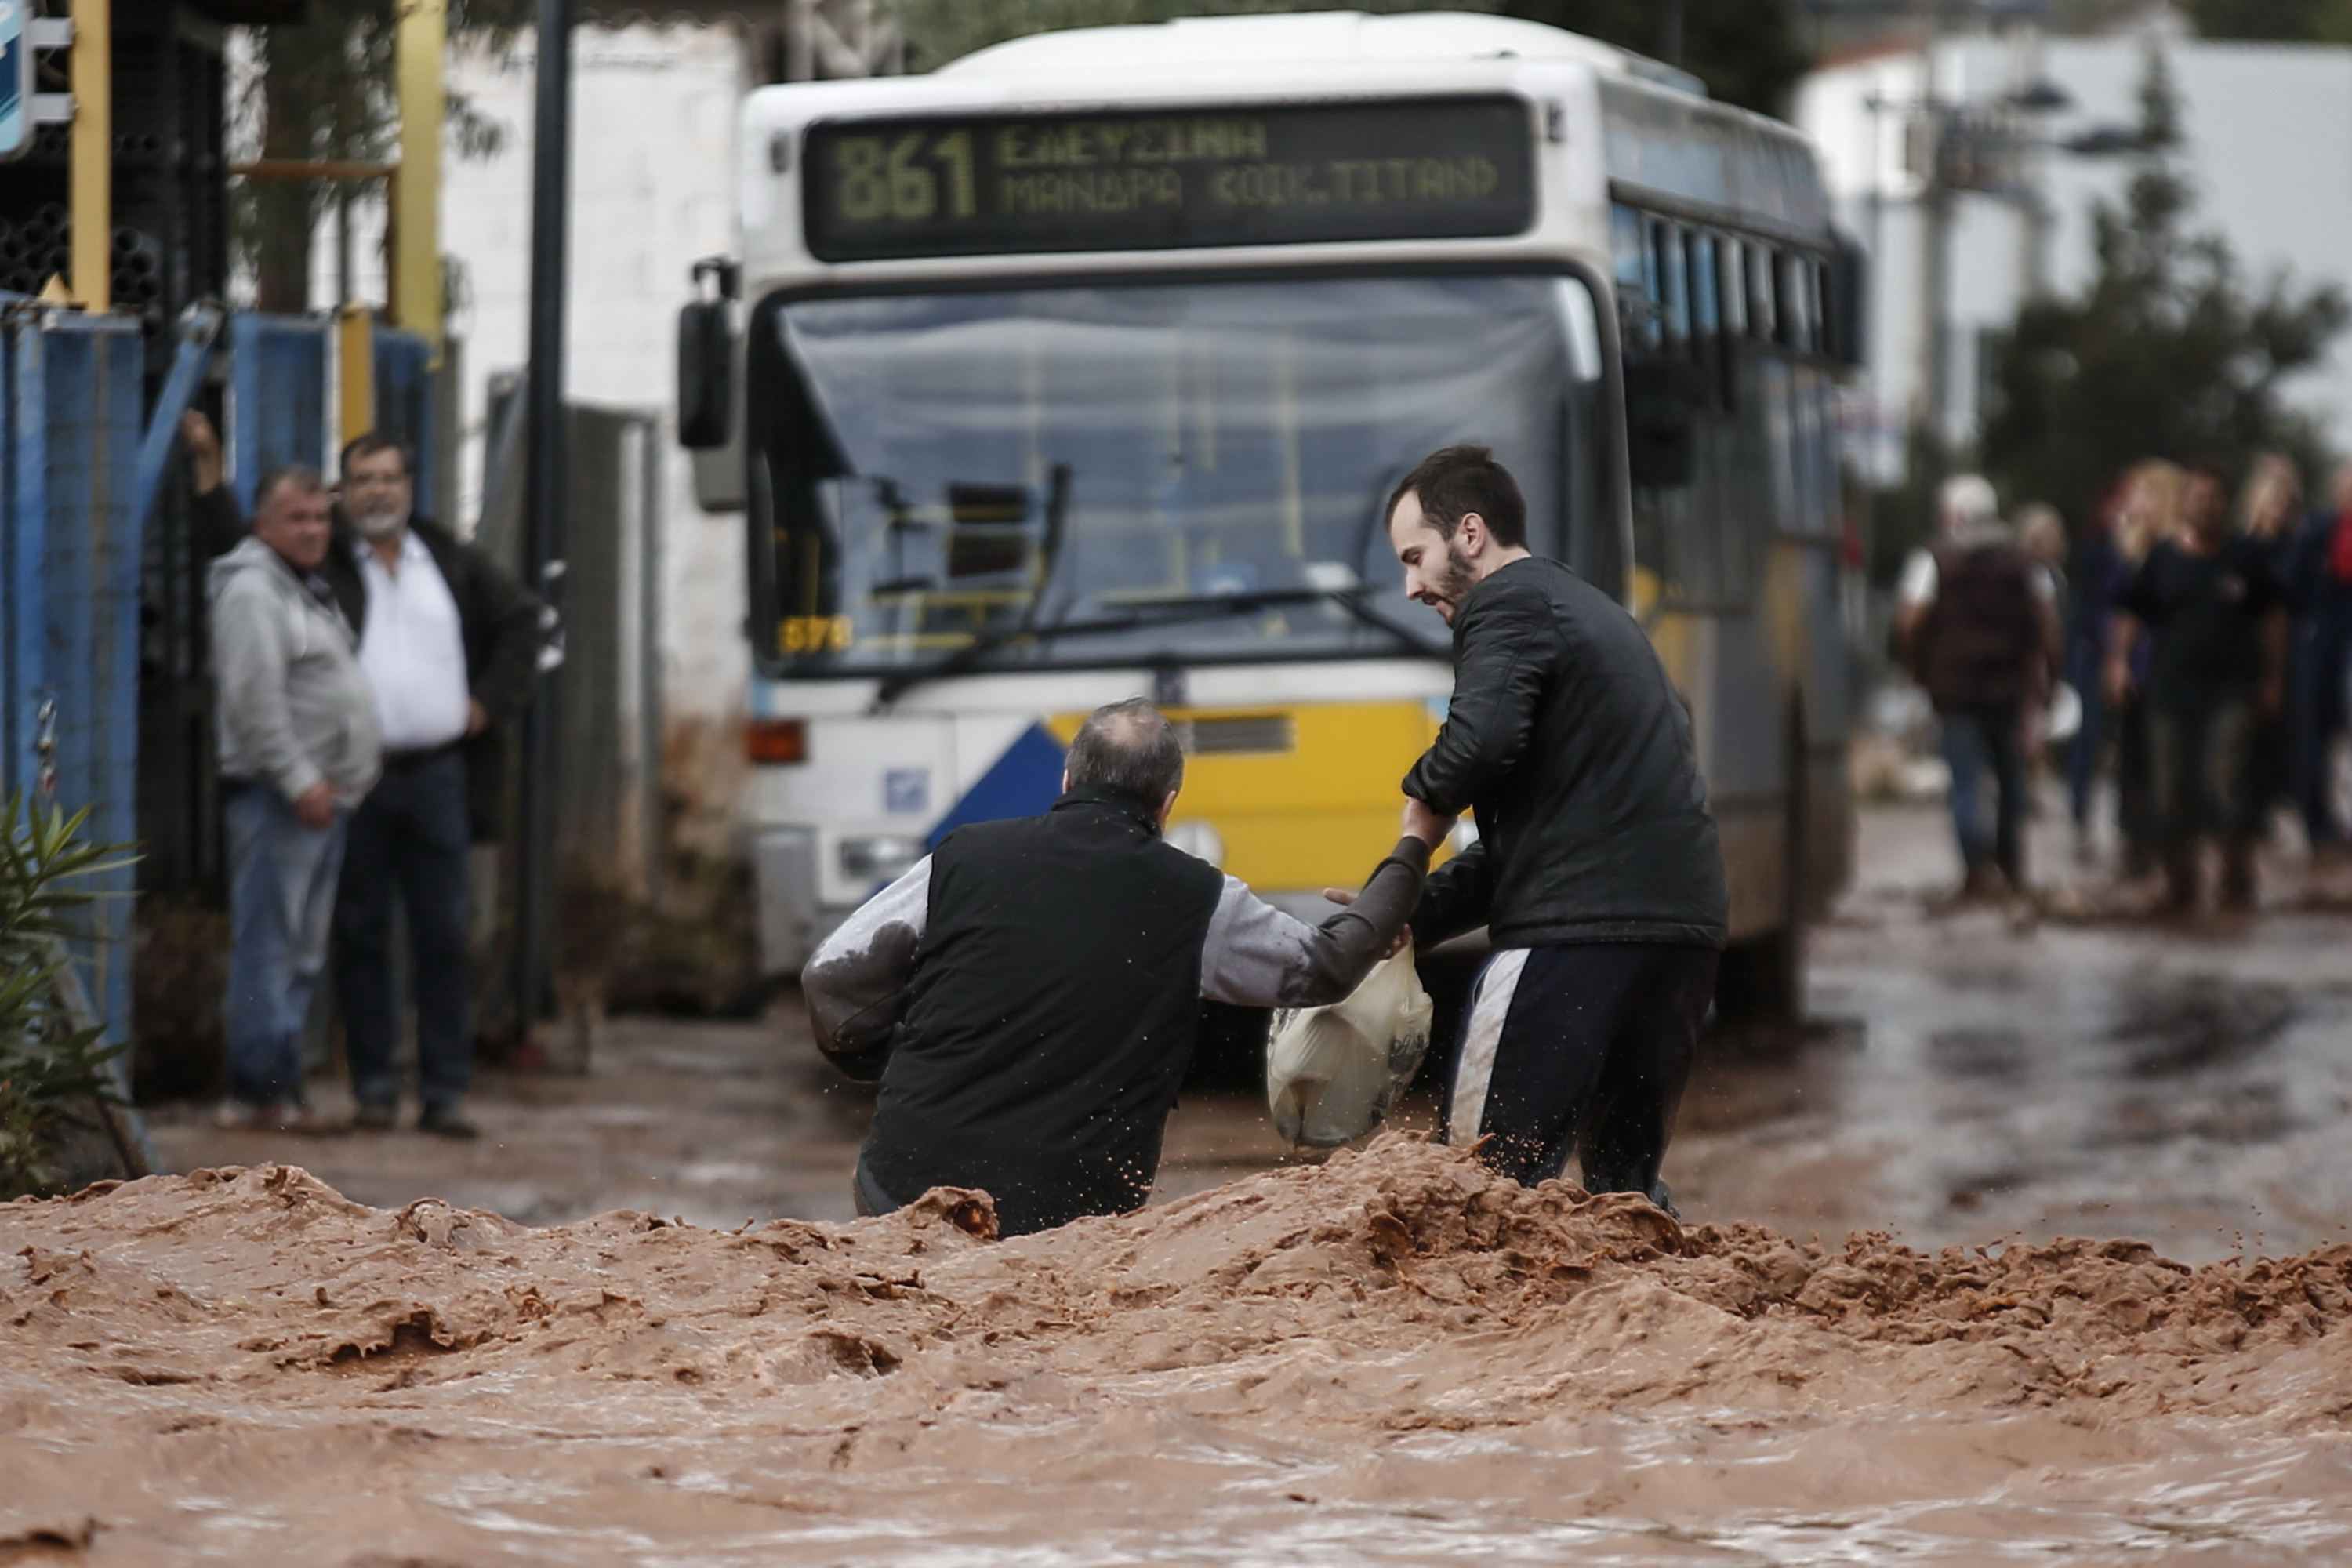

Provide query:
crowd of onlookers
left=186, top=414, right=543, bottom=1136
left=1900, top=456, right=2352, bottom=913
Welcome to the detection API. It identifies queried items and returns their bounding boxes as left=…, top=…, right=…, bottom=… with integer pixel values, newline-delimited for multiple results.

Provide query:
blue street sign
left=0, top=0, right=27, bottom=163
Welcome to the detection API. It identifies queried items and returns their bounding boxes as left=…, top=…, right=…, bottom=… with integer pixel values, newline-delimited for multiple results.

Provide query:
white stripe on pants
left=1445, top=946, right=1530, bottom=1145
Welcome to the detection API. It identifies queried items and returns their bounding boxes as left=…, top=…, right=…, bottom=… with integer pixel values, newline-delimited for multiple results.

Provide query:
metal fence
left=0, top=307, right=148, bottom=1069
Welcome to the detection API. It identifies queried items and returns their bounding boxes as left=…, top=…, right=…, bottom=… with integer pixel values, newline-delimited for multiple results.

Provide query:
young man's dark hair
left=339, top=430, right=413, bottom=477
left=1387, top=443, right=1528, bottom=549
left=1063, top=697, right=1185, bottom=807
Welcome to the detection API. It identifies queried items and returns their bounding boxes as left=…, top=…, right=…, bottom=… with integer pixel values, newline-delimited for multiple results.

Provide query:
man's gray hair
left=1065, top=698, right=1185, bottom=808
left=254, top=464, right=328, bottom=514
left=1938, top=473, right=2000, bottom=532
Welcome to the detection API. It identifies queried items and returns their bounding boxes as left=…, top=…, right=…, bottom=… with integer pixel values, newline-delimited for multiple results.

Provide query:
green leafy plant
left=0, top=793, right=135, bottom=1200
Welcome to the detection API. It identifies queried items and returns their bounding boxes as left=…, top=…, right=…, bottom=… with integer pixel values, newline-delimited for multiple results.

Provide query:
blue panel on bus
left=927, top=723, right=1066, bottom=848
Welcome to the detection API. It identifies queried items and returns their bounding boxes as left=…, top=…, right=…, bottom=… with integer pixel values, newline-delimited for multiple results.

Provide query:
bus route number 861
left=834, top=132, right=979, bottom=223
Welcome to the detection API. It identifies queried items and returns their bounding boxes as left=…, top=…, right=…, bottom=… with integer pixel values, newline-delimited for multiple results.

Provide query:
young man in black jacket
left=1387, top=445, right=1726, bottom=1212
left=803, top=699, right=1441, bottom=1237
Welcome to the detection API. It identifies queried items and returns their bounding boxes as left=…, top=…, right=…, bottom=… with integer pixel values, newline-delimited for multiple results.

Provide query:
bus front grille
left=1181, top=714, right=1295, bottom=756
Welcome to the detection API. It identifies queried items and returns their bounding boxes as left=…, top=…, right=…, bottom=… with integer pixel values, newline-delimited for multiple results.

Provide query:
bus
left=678, top=9, right=1862, bottom=1030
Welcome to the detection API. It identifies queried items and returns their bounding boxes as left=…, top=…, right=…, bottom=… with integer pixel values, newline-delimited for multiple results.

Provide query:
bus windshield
left=749, top=272, right=1607, bottom=678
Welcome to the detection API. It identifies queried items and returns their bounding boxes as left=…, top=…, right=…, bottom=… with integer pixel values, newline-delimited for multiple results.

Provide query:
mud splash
left=9, top=1136, right=2352, bottom=1563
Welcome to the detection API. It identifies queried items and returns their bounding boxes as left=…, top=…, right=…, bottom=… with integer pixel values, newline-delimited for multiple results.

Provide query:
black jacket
left=804, top=785, right=1429, bottom=1236
left=198, top=486, right=543, bottom=840
left=1404, top=556, right=1726, bottom=950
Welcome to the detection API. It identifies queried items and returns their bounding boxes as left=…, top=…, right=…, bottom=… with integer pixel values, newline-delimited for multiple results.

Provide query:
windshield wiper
left=870, top=584, right=1438, bottom=710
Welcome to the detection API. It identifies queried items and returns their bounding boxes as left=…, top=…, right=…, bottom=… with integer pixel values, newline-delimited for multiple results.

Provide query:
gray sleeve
left=1199, top=837, right=1433, bottom=1009
left=800, top=856, right=931, bottom=1080
left=210, top=575, right=321, bottom=804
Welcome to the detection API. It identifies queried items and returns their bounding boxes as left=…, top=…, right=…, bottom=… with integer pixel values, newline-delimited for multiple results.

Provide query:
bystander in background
left=2107, top=466, right=2287, bottom=912
left=2240, top=455, right=2305, bottom=832
left=2103, top=461, right=2186, bottom=877
left=1897, top=474, right=2060, bottom=901
left=206, top=469, right=382, bottom=1129
left=2016, top=502, right=2069, bottom=770
left=2065, top=478, right=2128, bottom=863
left=2284, top=462, right=2352, bottom=864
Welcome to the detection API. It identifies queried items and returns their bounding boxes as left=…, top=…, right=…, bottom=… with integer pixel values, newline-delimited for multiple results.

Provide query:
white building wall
left=1798, top=33, right=2352, bottom=486
left=441, top=24, right=753, bottom=847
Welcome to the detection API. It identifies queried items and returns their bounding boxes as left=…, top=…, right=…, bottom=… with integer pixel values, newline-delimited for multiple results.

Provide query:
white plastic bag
left=1265, top=938, right=1435, bottom=1148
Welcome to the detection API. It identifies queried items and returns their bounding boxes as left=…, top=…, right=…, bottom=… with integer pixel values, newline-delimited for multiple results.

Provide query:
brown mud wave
left=9, top=1135, right=2352, bottom=1563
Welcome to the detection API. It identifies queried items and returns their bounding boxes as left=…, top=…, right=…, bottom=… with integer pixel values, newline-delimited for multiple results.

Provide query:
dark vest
left=859, top=785, right=1226, bottom=1236
left=1918, top=541, right=2040, bottom=710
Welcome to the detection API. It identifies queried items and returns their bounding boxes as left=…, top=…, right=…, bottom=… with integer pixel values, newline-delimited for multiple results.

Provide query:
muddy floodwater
left=9, top=803, right=2352, bottom=1563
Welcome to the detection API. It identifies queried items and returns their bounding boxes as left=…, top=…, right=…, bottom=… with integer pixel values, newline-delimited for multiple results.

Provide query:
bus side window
left=1612, top=203, right=1657, bottom=352
left=1716, top=237, right=1744, bottom=412
left=1686, top=230, right=1722, bottom=407
left=1653, top=220, right=1690, bottom=353
left=1777, top=252, right=1813, bottom=352
left=1809, top=260, right=1830, bottom=357
left=1747, top=245, right=1777, bottom=344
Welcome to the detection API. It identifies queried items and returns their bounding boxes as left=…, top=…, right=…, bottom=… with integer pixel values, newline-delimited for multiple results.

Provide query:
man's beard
left=353, top=505, right=407, bottom=540
left=1429, top=539, right=1478, bottom=617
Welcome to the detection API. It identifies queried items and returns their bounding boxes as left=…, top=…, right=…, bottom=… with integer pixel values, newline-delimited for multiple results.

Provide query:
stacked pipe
left=0, top=209, right=165, bottom=309
left=0, top=204, right=73, bottom=295
left=112, top=228, right=164, bottom=312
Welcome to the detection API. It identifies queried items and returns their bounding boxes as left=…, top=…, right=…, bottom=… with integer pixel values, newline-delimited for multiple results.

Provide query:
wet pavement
left=147, top=799, right=2352, bottom=1261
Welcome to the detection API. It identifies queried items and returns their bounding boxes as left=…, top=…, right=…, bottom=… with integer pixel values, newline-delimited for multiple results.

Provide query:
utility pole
left=1910, top=10, right=1951, bottom=455
left=515, top=0, right=574, bottom=1032
left=67, top=0, right=109, bottom=308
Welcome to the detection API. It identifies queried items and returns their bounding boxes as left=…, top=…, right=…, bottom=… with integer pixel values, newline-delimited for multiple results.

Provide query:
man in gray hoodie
left=209, top=467, right=383, bottom=1128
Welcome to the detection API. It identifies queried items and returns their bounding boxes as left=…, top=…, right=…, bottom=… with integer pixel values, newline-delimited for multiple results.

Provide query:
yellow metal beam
left=394, top=0, right=447, bottom=358
left=339, top=303, right=376, bottom=448
left=69, top=0, right=111, bottom=309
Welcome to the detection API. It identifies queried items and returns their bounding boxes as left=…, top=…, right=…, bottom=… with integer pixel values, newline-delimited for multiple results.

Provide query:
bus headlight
left=840, top=835, right=926, bottom=882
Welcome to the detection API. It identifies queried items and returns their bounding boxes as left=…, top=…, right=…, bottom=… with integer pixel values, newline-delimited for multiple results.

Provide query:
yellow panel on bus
left=1048, top=700, right=1443, bottom=891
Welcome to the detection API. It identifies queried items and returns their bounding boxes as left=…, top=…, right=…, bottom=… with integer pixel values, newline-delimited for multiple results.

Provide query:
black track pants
left=1443, top=942, right=1719, bottom=1206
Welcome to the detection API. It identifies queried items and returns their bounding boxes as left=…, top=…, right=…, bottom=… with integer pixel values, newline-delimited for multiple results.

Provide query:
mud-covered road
left=11, top=801, right=2352, bottom=1565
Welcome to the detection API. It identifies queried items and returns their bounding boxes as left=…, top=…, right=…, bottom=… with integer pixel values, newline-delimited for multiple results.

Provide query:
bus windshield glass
left=749, top=273, right=1606, bottom=677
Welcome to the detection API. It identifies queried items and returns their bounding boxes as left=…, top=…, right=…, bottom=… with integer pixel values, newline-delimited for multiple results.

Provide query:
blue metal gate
left=0, top=307, right=148, bottom=1067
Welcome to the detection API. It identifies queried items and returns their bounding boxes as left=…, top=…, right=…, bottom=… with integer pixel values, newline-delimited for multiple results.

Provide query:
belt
left=382, top=739, right=465, bottom=771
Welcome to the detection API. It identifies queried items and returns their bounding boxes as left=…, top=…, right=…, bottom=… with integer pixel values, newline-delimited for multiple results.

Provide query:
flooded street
left=147, top=800, right=2352, bottom=1265
left=14, top=798, right=2347, bottom=1566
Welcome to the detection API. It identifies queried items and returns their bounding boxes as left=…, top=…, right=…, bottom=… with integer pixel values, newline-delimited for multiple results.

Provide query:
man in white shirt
left=327, top=434, right=541, bottom=1136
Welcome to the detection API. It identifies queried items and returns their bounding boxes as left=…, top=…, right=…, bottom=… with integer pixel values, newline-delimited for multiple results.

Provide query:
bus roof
left=940, top=10, right=1708, bottom=99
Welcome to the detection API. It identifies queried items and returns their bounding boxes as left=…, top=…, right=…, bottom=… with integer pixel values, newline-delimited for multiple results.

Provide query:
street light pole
left=515, top=0, right=574, bottom=1033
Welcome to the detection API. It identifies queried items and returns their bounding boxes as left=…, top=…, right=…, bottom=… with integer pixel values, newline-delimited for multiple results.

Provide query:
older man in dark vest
left=803, top=699, right=1439, bottom=1236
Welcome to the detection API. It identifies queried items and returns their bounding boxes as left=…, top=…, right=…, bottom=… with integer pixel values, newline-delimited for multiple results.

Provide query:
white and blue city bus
left=678, top=9, right=1864, bottom=1030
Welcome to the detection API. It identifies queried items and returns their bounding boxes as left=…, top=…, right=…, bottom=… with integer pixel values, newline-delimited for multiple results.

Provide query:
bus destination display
left=803, top=96, right=1535, bottom=262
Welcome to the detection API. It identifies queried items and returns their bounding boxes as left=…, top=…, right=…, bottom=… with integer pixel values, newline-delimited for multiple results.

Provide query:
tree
left=1494, top=0, right=1808, bottom=115
left=898, top=0, right=1809, bottom=118
left=2188, top=0, right=2352, bottom=43
left=1977, top=47, right=2346, bottom=533
left=240, top=0, right=524, bottom=312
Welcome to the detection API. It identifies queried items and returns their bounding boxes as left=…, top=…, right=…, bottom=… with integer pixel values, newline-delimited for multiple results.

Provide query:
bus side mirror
left=677, top=298, right=733, bottom=450
left=1624, top=358, right=1700, bottom=490
left=1827, top=232, right=1868, bottom=369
